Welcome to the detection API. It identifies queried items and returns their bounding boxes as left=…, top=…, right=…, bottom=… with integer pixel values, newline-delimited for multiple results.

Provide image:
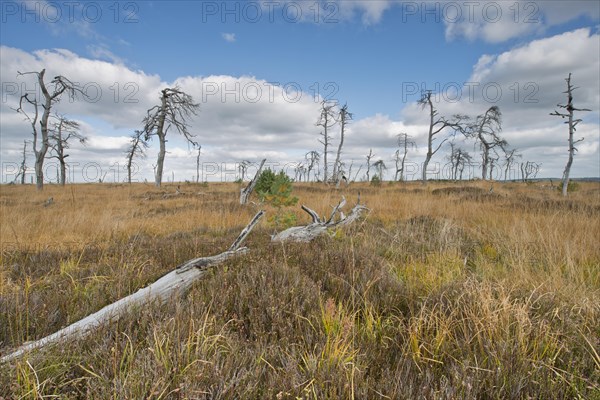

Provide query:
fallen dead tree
left=271, top=196, right=369, bottom=242
left=1, top=211, right=265, bottom=363
left=240, top=159, right=266, bottom=204
left=2, top=197, right=369, bottom=363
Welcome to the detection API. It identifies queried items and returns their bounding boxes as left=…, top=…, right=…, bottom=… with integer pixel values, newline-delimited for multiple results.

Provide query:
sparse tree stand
left=141, top=87, right=200, bottom=187
left=15, top=69, right=83, bottom=190
left=240, top=159, right=266, bottom=205
left=418, top=91, right=468, bottom=184
left=551, top=73, right=591, bottom=196
left=49, top=115, right=87, bottom=186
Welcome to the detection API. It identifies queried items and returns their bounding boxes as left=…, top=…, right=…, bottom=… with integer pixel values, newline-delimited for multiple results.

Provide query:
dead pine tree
left=317, top=100, right=338, bottom=184
left=304, top=150, right=320, bottom=182
left=141, top=87, right=200, bottom=187
left=373, top=159, right=387, bottom=181
left=49, top=115, right=87, bottom=186
left=196, top=145, right=202, bottom=183
left=332, top=103, right=352, bottom=186
left=467, top=106, right=507, bottom=180
left=395, top=133, right=416, bottom=181
left=551, top=73, right=591, bottom=196
left=418, top=90, right=469, bottom=184
left=125, top=130, right=149, bottom=184
left=240, top=159, right=266, bottom=205
left=503, top=148, right=520, bottom=181
left=520, top=161, right=541, bottom=182
left=365, top=149, right=374, bottom=182
left=15, top=140, right=28, bottom=185
left=15, top=69, right=85, bottom=190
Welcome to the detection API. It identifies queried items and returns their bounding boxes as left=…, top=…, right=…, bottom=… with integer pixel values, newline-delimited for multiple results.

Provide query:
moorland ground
left=0, top=181, right=599, bottom=399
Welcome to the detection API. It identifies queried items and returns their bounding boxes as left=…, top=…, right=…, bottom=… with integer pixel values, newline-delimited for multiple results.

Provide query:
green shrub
left=558, top=180, right=579, bottom=193
left=256, top=170, right=298, bottom=208
left=370, top=175, right=382, bottom=187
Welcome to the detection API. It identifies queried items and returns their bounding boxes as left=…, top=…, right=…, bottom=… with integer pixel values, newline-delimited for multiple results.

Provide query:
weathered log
left=1, top=211, right=265, bottom=363
left=271, top=197, right=369, bottom=242
left=240, top=159, right=266, bottom=204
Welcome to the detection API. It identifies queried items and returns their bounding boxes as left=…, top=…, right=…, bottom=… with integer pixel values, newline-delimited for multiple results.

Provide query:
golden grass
left=1, top=180, right=599, bottom=398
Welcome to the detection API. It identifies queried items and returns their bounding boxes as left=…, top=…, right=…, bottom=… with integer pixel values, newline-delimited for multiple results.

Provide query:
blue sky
left=1, top=1, right=599, bottom=183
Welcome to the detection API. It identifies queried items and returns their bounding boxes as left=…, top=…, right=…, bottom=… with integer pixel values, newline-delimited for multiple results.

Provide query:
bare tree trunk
left=35, top=72, right=53, bottom=190
left=550, top=74, right=589, bottom=196
left=154, top=91, right=170, bottom=187
left=196, top=146, right=202, bottom=183
left=59, top=156, right=67, bottom=185
left=332, top=104, right=351, bottom=185
left=1, top=211, right=265, bottom=363
left=422, top=94, right=435, bottom=185
left=240, top=159, right=266, bottom=204
left=20, top=140, right=27, bottom=185
left=322, top=132, right=329, bottom=184
left=366, top=149, right=373, bottom=182
left=271, top=197, right=368, bottom=242
left=481, top=144, right=490, bottom=180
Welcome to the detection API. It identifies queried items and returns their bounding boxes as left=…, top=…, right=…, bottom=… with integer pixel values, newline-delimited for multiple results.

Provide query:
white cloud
left=222, top=33, right=236, bottom=43
left=400, top=28, right=600, bottom=178
left=2, top=27, right=599, bottom=183
left=86, top=44, right=125, bottom=65
left=443, top=0, right=600, bottom=43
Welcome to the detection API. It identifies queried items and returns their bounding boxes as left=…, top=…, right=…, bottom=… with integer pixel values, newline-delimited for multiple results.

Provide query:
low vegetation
left=1, top=181, right=599, bottom=399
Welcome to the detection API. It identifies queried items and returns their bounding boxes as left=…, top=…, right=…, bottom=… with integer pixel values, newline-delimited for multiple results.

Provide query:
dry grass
left=1, top=180, right=599, bottom=399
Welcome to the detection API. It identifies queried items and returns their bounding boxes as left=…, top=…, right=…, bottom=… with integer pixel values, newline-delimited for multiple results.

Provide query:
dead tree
left=503, top=148, right=520, bottom=181
left=418, top=91, right=469, bottom=184
left=195, top=145, right=202, bottom=183
left=1, top=211, right=265, bottom=363
left=365, top=149, right=374, bottom=182
left=15, top=69, right=84, bottom=190
left=125, top=130, right=149, bottom=184
left=467, top=106, right=506, bottom=180
left=551, top=73, right=591, bottom=196
left=520, top=161, right=541, bottom=182
left=14, top=140, right=28, bottom=185
left=240, top=159, right=266, bottom=204
left=373, top=159, right=387, bottom=181
left=332, top=104, right=352, bottom=186
left=305, top=150, right=320, bottom=182
left=272, top=197, right=369, bottom=242
left=317, top=100, right=337, bottom=184
left=49, top=115, right=86, bottom=186
left=238, top=160, right=251, bottom=181
left=457, top=150, right=472, bottom=181
left=395, top=133, right=416, bottom=181
left=141, top=87, right=200, bottom=187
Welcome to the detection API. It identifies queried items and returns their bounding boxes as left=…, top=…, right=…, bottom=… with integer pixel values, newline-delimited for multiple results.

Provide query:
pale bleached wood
left=240, top=159, right=266, bottom=204
left=271, top=197, right=368, bottom=242
left=1, top=211, right=265, bottom=363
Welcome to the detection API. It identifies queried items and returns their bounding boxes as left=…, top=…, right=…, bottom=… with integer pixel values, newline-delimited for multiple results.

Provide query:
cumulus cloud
left=400, top=28, right=600, bottom=178
left=2, top=26, right=599, bottom=183
left=442, top=0, right=600, bottom=43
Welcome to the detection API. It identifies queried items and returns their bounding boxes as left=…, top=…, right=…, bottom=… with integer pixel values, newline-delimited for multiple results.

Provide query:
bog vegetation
left=0, top=181, right=599, bottom=399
